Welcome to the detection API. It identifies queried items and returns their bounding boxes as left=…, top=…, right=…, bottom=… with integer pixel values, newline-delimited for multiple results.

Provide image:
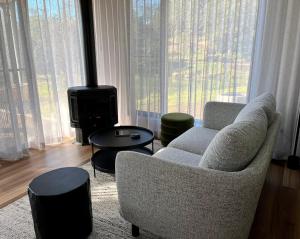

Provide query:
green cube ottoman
left=160, top=113, right=194, bottom=146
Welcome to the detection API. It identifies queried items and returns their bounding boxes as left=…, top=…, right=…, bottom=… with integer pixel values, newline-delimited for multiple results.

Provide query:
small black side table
left=88, top=126, right=154, bottom=175
left=28, top=167, right=92, bottom=239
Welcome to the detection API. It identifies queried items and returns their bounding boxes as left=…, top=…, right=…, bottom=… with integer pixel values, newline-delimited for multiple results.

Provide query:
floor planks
left=0, top=140, right=91, bottom=208
left=0, top=142, right=300, bottom=238
left=249, top=161, right=300, bottom=239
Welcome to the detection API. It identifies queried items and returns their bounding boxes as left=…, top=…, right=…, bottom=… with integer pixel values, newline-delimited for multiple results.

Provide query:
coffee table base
left=91, top=147, right=153, bottom=175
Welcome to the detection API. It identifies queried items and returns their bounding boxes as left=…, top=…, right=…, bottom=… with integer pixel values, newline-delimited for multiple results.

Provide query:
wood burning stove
left=68, top=86, right=118, bottom=144
left=67, top=0, right=118, bottom=144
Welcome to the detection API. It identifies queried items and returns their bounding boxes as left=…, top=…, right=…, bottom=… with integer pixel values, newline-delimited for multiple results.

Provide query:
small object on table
left=131, top=133, right=140, bottom=139
left=89, top=126, right=154, bottom=175
left=115, top=130, right=130, bottom=137
left=28, top=167, right=93, bottom=239
left=160, top=113, right=194, bottom=146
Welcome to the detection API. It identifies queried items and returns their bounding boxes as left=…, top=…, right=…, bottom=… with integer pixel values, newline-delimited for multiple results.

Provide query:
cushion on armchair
left=168, top=127, right=219, bottom=155
left=199, top=108, right=268, bottom=172
left=203, top=102, right=245, bottom=130
left=154, top=147, right=202, bottom=167
left=235, top=92, right=276, bottom=126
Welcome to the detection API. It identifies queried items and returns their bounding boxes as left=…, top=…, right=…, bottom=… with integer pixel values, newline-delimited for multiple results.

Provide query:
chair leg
left=132, top=224, right=140, bottom=237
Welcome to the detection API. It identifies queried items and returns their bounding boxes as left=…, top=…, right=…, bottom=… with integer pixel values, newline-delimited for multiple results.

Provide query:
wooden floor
left=0, top=140, right=91, bottom=208
left=250, top=160, right=300, bottom=239
left=0, top=142, right=300, bottom=238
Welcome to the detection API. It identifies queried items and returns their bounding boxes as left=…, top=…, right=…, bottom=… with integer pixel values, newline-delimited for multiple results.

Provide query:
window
left=131, top=0, right=259, bottom=123
left=0, top=0, right=84, bottom=159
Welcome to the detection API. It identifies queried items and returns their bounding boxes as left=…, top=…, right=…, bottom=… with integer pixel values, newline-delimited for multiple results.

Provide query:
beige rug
left=0, top=143, right=163, bottom=239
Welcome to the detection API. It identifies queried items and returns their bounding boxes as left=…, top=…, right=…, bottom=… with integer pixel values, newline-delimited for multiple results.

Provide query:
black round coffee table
left=88, top=126, right=154, bottom=175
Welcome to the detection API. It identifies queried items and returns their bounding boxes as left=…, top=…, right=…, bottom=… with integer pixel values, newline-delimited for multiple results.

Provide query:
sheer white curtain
left=0, top=0, right=44, bottom=159
left=27, top=0, right=85, bottom=144
left=130, top=0, right=163, bottom=134
left=0, top=0, right=85, bottom=160
left=249, top=0, right=300, bottom=158
left=93, top=0, right=132, bottom=125
left=92, top=0, right=259, bottom=135
left=130, top=0, right=259, bottom=134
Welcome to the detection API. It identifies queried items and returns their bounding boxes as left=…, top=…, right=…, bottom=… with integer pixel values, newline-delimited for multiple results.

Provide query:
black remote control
left=131, top=133, right=140, bottom=139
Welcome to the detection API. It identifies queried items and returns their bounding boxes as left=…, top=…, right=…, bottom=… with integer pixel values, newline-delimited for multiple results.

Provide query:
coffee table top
left=88, top=126, right=154, bottom=150
left=28, top=167, right=89, bottom=196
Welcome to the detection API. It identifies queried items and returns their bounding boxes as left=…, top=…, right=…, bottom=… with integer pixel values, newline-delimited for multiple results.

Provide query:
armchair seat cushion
left=154, top=147, right=202, bottom=167
left=168, top=127, right=219, bottom=155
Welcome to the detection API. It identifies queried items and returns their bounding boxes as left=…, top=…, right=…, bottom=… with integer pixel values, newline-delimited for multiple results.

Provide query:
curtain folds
left=27, top=0, right=85, bottom=144
left=0, top=0, right=85, bottom=160
left=0, top=0, right=43, bottom=159
left=130, top=0, right=259, bottom=134
left=93, top=0, right=260, bottom=136
left=249, top=0, right=300, bottom=158
left=93, top=0, right=132, bottom=126
left=130, top=0, right=163, bottom=134
left=166, top=0, right=258, bottom=119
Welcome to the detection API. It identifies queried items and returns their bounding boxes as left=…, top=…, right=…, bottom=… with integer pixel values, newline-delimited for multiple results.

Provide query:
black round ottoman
left=28, top=167, right=92, bottom=239
left=161, top=113, right=194, bottom=146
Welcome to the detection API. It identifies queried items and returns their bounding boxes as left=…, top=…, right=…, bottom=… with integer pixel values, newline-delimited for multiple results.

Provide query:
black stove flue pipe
left=79, top=0, right=97, bottom=87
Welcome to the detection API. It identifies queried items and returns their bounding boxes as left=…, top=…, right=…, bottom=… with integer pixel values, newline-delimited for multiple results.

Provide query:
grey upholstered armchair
left=116, top=93, right=280, bottom=239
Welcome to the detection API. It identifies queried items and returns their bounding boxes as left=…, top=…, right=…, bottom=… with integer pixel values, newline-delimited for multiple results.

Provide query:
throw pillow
left=235, top=92, right=275, bottom=126
left=199, top=108, right=268, bottom=172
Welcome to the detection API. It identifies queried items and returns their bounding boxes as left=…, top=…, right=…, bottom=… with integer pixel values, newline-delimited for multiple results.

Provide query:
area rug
left=0, top=143, right=163, bottom=239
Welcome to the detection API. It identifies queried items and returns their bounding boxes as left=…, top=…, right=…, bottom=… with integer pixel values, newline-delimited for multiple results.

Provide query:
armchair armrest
left=203, top=101, right=245, bottom=130
left=115, top=151, right=265, bottom=238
